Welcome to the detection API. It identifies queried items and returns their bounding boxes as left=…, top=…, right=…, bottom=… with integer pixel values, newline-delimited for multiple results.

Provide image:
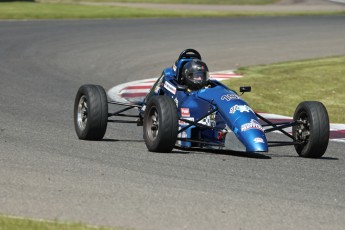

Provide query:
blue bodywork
left=143, top=58, right=268, bottom=153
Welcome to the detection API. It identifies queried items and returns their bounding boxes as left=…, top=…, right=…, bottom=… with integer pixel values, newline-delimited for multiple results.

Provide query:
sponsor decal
left=164, top=81, right=176, bottom=95
left=254, top=137, right=265, bottom=143
left=173, top=64, right=177, bottom=72
left=221, top=94, right=240, bottom=101
left=154, top=76, right=164, bottom=94
left=182, top=132, right=187, bottom=138
left=174, top=98, right=178, bottom=107
left=218, top=131, right=226, bottom=140
left=179, top=117, right=194, bottom=125
left=181, top=108, right=190, bottom=117
left=177, top=131, right=188, bottom=138
left=154, top=85, right=160, bottom=93
left=198, top=113, right=216, bottom=127
left=241, top=119, right=263, bottom=132
left=229, top=105, right=253, bottom=114
left=177, top=127, right=189, bottom=140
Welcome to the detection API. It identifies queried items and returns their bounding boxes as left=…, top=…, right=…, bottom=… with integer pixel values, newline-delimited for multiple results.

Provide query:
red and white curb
left=108, top=77, right=158, bottom=104
left=107, top=70, right=345, bottom=143
left=107, top=70, right=241, bottom=104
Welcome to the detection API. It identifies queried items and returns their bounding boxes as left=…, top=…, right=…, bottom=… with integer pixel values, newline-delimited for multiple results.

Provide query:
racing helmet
left=181, top=59, right=209, bottom=90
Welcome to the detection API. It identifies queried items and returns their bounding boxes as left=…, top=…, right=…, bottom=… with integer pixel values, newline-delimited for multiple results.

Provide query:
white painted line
left=332, top=138, right=345, bottom=143
left=257, top=113, right=291, bottom=120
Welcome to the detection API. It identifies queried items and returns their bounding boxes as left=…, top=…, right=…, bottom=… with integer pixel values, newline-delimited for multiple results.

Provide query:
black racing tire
left=292, top=101, right=329, bottom=158
left=74, top=84, right=108, bottom=140
left=143, top=96, right=178, bottom=152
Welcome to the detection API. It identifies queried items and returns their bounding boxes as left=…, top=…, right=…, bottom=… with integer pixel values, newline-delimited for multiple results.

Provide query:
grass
left=0, top=2, right=343, bottom=229
left=0, top=2, right=182, bottom=19
left=224, top=56, right=345, bottom=123
left=38, top=0, right=279, bottom=4
left=0, top=2, right=344, bottom=19
left=0, top=215, right=126, bottom=230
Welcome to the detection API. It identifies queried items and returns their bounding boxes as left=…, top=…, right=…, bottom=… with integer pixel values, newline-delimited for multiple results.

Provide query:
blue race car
left=74, top=49, right=330, bottom=158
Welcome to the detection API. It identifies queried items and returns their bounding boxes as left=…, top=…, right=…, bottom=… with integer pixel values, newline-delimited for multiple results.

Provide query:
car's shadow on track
left=265, top=153, right=338, bottom=160
left=98, top=140, right=338, bottom=160
left=318, top=156, right=339, bottom=160
left=175, top=147, right=339, bottom=160
left=100, top=138, right=144, bottom=143
left=209, top=150, right=272, bottom=159
left=175, top=147, right=271, bottom=159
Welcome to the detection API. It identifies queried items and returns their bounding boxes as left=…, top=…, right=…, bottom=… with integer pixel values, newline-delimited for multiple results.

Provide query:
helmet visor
left=189, top=71, right=209, bottom=83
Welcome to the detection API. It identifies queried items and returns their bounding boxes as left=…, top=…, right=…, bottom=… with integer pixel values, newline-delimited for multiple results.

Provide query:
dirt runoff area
left=70, top=0, right=345, bottom=12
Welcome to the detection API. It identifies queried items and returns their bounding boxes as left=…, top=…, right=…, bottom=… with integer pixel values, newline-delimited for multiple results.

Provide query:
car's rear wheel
left=292, top=101, right=329, bottom=158
left=74, top=84, right=108, bottom=140
left=143, top=96, right=178, bottom=152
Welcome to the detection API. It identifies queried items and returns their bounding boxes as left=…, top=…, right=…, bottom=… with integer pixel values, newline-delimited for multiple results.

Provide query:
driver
left=181, top=59, right=210, bottom=90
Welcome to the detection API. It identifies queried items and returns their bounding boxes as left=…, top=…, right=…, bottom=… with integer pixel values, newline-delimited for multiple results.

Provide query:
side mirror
left=240, top=86, right=251, bottom=94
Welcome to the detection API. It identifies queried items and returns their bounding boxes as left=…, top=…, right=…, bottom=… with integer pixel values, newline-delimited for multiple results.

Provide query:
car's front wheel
left=143, top=96, right=178, bottom=152
left=74, top=84, right=108, bottom=140
left=292, top=101, right=329, bottom=158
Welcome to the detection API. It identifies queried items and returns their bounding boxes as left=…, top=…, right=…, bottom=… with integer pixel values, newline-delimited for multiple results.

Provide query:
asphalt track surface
left=1, top=16, right=345, bottom=230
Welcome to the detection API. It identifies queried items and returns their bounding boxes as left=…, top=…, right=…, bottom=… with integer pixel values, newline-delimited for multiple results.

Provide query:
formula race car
left=74, top=49, right=330, bottom=158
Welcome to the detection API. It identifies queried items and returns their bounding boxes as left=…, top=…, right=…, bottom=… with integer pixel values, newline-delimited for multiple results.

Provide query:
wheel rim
left=146, top=106, right=159, bottom=141
left=77, top=95, right=88, bottom=131
left=295, top=111, right=310, bottom=143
